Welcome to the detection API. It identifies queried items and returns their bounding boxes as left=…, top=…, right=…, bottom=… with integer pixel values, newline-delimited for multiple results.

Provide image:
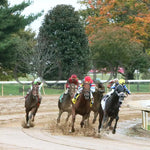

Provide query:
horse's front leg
left=93, top=111, right=98, bottom=124
left=98, top=108, right=104, bottom=133
left=80, top=116, right=84, bottom=128
left=70, top=109, right=76, bottom=132
left=57, top=109, right=63, bottom=124
left=65, top=111, right=71, bottom=123
left=29, top=107, right=36, bottom=123
left=80, top=114, right=90, bottom=128
left=32, top=107, right=39, bottom=122
left=112, top=115, right=119, bottom=134
left=26, top=110, right=29, bottom=127
left=107, top=117, right=114, bottom=130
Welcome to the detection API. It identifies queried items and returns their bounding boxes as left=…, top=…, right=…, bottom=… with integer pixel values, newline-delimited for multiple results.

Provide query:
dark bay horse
left=91, top=82, right=105, bottom=124
left=25, top=84, right=41, bottom=127
left=57, top=83, right=76, bottom=124
left=98, top=85, right=126, bottom=134
left=70, top=83, right=91, bottom=132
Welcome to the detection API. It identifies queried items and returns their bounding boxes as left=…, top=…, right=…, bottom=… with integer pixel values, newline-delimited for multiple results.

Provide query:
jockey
left=64, top=74, right=79, bottom=94
left=72, top=76, right=94, bottom=106
left=101, top=78, right=131, bottom=110
left=25, top=77, right=43, bottom=103
left=118, top=79, right=131, bottom=95
left=107, top=78, right=119, bottom=89
left=107, top=78, right=119, bottom=96
left=94, top=78, right=105, bottom=93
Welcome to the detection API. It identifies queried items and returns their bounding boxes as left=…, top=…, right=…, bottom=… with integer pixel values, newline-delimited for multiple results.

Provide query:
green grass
left=148, top=125, right=150, bottom=131
left=127, top=83, right=150, bottom=93
left=0, top=84, right=64, bottom=96
left=0, top=82, right=150, bottom=96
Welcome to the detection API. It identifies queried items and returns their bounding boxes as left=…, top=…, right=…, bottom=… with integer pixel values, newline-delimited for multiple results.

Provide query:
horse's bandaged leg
left=101, top=99, right=105, bottom=110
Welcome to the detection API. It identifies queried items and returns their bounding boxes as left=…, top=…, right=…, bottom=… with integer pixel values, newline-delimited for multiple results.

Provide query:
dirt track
left=0, top=94, right=150, bottom=150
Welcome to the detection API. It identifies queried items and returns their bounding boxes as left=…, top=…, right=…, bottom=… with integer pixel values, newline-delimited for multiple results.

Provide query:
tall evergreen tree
left=38, top=4, right=90, bottom=80
left=0, top=0, right=42, bottom=79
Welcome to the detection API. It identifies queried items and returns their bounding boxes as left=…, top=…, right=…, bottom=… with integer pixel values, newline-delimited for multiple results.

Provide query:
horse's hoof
left=26, top=123, right=30, bottom=128
left=69, top=129, right=75, bottom=133
left=112, top=130, right=116, bottom=134
left=92, top=120, right=96, bottom=124
left=57, top=119, right=60, bottom=124
left=109, top=126, right=113, bottom=130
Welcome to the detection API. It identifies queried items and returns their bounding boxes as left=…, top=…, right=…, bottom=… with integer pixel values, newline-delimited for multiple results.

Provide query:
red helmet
left=71, top=74, right=77, bottom=79
left=84, top=76, right=93, bottom=84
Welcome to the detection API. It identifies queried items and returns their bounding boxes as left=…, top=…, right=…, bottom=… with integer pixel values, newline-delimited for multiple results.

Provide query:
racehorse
left=25, top=84, right=41, bottom=127
left=91, top=82, right=105, bottom=124
left=98, top=85, right=126, bottom=134
left=57, top=83, right=76, bottom=124
left=70, top=82, right=91, bottom=132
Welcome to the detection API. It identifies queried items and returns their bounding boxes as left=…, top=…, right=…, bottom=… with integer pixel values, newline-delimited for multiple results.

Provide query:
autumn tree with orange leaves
left=78, top=0, right=150, bottom=79
left=79, top=0, right=150, bottom=47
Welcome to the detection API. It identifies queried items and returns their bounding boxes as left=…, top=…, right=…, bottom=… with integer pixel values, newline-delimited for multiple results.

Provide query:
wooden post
left=142, top=110, right=145, bottom=129
left=42, top=85, right=45, bottom=95
left=142, top=110, right=149, bottom=130
left=128, top=82, right=130, bottom=91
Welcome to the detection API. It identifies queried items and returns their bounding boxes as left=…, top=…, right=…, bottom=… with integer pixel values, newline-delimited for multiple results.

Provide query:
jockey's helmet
left=119, top=79, right=125, bottom=85
left=71, top=74, right=77, bottom=79
left=34, top=77, right=42, bottom=84
left=96, top=78, right=101, bottom=83
left=84, top=76, right=93, bottom=84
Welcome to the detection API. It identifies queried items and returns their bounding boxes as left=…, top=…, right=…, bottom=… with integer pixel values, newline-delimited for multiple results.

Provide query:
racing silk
left=76, top=83, right=95, bottom=99
left=111, top=83, right=131, bottom=94
left=123, top=85, right=131, bottom=94
left=66, top=77, right=79, bottom=89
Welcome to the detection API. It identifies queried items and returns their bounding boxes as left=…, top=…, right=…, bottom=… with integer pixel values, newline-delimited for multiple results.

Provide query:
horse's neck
left=111, top=92, right=119, bottom=104
left=78, top=93, right=86, bottom=104
left=94, top=91, right=101, bottom=100
left=66, top=93, right=71, bottom=100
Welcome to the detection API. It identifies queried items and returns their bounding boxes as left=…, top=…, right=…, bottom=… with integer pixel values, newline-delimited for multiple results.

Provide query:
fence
left=0, top=80, right=150, bottom=96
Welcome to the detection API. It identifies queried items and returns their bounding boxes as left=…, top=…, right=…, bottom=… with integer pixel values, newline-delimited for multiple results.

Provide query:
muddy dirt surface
left=0, top=94, right=150, bottom=150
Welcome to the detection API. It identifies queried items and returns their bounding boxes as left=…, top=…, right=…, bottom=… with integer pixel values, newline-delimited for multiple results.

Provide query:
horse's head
left=31, top=84, right=39, bottom=98
left=68, top=83, right=76, bottom=98
left=116, top=92, right=126, bottom=104
left=83, top=82, right=90, bottom=100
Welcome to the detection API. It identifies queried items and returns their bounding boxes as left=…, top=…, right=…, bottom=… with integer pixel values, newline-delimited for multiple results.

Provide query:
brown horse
left=57, top=83, right=76, bottom=124
left=25, top=84, right=41, bottom=127
left=91, top=82, right=105, bottom=124
left=70, top=82, right=91, bottom=132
